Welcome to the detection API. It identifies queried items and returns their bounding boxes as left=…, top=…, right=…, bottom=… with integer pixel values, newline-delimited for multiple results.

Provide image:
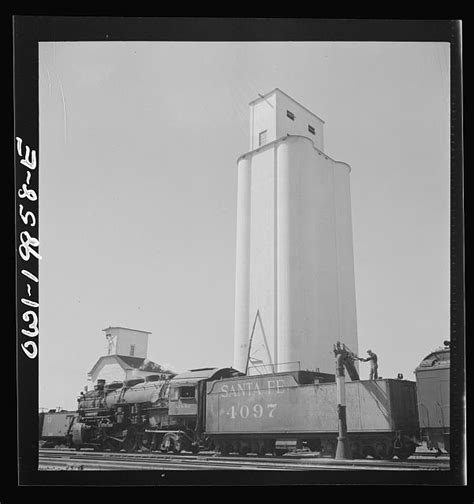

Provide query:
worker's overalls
left=368, top=355, right=378, bottom=380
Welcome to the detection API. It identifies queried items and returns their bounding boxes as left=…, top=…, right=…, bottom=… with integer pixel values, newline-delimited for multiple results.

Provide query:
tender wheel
left=394, top=448, right=410, bottom=460
left=321, top=440, right=336, bottom=458
left=221, top=442, right=230, bottom=456
left=394, top=442, right=416, bottom=460
left=307, top=439, right=321, bottom=453
left=375, top=442, right=387, bottom=460
left=350, top=441, right=362, bottom=460
left=383, top=444, right=394, bottom=460
left=362, top=445, right=375, bottom=459
left=238, top=444, right=249, bottom=456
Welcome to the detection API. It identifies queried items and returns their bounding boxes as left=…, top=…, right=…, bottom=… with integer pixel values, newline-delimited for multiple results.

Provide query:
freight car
left=414, top=341, right=450, bottom=452
left=39, top=409, right=77, bottom=447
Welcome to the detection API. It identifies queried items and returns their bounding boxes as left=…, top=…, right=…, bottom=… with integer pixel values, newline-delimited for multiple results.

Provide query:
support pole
left=334, top=342, right=349, bottom=459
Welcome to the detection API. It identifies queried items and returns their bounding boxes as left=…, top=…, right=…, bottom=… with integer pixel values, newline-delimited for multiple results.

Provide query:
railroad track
left=39, top=448, right=449, bottom=471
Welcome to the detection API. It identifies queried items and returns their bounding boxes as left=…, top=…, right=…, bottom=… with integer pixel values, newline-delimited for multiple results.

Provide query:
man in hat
left=358, top=350, right=378, bottom=380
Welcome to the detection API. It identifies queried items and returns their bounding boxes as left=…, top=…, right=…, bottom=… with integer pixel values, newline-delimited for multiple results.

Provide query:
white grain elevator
left=233, top=88, right=358, bottom=375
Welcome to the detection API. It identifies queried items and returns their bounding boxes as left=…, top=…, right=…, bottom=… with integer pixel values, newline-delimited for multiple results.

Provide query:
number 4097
left=228, top=403, right=277, bottom=419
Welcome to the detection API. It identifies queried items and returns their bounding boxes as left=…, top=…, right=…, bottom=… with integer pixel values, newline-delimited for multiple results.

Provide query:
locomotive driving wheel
left=160, top=432, right=183, bottom=454
left=103, top=439, right=120, bottom=452
left=137, top=434, right=150, bottom=452
left=172, top=436, right=183, bottom=454
left=122, top=431, right=138, bottom=453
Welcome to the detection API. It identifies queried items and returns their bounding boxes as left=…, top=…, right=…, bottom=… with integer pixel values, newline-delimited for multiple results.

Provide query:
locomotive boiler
left=72, top=375, right=174, bottom=452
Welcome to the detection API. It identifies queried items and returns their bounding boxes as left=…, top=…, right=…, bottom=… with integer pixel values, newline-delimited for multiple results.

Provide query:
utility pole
left=334, top=341, right=349, bottom=459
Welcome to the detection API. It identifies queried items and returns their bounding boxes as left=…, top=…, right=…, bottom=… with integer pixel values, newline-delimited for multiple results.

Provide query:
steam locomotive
left=39, top=342, right=450, bottom=459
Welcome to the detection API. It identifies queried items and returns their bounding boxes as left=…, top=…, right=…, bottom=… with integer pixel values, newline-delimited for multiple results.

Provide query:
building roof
left=248, top=88, right=325, bottom=124
left=102, top=326, right=152, bottom=334
left=88, top=354, right=174, bottom=377
left=116, top=355, right=147, bottom=369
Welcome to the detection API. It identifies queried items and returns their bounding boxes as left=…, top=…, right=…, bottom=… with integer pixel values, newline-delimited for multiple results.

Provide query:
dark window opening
left=308, top=124, right=315, bottom=135
left=129, top=344, right=135, bottom=356
left=179, top=386, right=196, bottom=399
left=287, top=110, right=295, bottom=121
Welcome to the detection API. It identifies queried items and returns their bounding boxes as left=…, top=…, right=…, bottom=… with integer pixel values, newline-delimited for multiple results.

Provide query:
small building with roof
left=87, top=326, right=175, bottom=386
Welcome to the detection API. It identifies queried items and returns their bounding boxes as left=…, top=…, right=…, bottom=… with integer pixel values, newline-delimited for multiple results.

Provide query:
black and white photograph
left=14, top=17, right=465, bottom=487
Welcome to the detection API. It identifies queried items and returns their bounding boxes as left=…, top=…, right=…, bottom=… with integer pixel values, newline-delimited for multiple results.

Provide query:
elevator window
left=259, top=130, right=267, bottom=146
left=308, top=124, right=315, bottom=135
left=287, top=110, right=295, bottom=121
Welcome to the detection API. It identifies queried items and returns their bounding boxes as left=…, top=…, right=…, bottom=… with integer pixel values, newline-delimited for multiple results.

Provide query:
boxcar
left=205, top=371, right=419, bottom=459
left=414, top=345, right=450, bottom=452
left=39, top=410, right=77, bottom=447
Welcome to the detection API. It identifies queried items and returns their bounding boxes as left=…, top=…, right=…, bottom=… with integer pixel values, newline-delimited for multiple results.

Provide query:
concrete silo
left=233, top=88, right=358, bottom=375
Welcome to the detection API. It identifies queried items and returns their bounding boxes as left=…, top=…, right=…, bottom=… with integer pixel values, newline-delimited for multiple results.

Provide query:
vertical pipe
left=335, top=344, right=349, bottom=459
left=233, top=156, right=252, bottom=372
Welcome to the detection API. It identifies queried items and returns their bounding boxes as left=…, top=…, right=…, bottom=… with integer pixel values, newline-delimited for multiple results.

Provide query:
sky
left=38, top=41, right=450, bottom=410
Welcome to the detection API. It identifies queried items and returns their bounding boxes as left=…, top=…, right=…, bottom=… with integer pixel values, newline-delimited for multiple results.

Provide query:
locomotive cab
left=169, top=368, right=243, bottom=418
left=165, top=367, right=244, bottom=452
